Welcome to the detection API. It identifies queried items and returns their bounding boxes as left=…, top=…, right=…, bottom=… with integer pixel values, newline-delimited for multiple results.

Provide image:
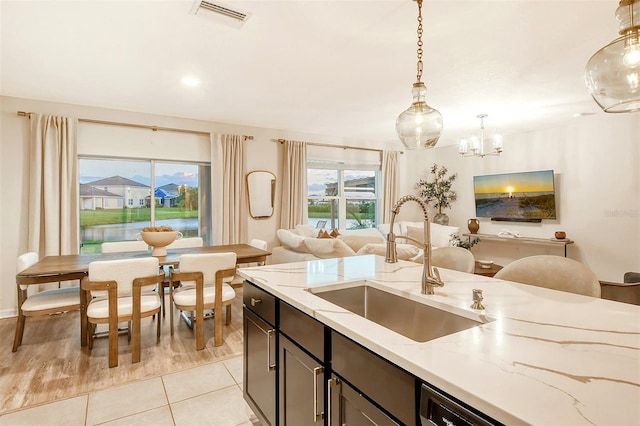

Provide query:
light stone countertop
left=237, top=255, right=640, bottom=425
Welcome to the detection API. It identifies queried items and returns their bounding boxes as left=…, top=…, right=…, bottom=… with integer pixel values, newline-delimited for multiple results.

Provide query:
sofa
left=271, top=222, right=461, bottom=264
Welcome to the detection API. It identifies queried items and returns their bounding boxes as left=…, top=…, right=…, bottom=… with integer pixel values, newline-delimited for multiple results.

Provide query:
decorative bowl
left=478, top=260, right=494, bottom=269
left=138, top=230, right=180, bottom=257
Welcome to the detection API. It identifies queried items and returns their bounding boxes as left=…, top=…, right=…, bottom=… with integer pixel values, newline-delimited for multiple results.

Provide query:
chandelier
left=395, top=0, right=443, bottom=150
left=585, top=0, right=640, bottom=113
left=458, top=114, right=503, bottom=158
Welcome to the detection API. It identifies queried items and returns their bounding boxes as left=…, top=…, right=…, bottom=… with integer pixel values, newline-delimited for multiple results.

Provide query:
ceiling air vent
left=190, top=1, right=251, bottom=28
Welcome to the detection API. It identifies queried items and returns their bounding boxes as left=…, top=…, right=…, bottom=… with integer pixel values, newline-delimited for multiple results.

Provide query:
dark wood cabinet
left=328, top=375, right=399, bottom=425
left=279, top=335, right=324, bottom=426
left=243, top=282, right=277, bottom=426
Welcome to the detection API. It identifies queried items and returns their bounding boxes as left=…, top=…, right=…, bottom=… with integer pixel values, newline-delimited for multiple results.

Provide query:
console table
left=463, top=233, right=574, bottom=257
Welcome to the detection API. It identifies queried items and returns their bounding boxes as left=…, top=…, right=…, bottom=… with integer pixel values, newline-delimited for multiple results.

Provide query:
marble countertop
left=237, top=255, right=640, bottom=425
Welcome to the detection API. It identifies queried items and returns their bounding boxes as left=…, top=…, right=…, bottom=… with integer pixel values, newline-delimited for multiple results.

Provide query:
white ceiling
left=0, top=0, right=622, bottom=150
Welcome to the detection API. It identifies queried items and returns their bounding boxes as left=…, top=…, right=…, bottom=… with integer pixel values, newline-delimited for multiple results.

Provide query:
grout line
left=3, top=355, right=244, bottom=423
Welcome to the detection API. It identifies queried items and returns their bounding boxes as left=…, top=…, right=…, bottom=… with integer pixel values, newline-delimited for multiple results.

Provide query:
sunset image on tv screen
left=473, top=170, right=556, bottom=219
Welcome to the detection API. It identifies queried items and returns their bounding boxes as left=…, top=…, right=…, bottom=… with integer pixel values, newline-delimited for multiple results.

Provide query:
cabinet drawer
left=331, top=331, right=416, bottom=425
left=280, top=302, right=325, bottom=361
left=243, top=281, right=276, bottom=326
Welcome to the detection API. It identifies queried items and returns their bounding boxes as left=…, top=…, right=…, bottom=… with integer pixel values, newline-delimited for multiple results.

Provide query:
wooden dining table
left=15, top=244, right=271, bottom=347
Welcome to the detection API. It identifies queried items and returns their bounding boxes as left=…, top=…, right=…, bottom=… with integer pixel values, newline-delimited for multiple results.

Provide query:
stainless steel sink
left=310, top=284, right=487, bottom=342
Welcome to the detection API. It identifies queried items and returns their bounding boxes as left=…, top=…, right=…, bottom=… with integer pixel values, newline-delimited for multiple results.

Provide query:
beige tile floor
left=0, top=356, right=260, bottom=426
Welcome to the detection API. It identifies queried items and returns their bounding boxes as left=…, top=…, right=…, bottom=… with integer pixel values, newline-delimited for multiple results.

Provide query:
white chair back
left=178, top=253, right=237, bottom=286
left=250, top=239, right=268, bottom=251
left=494, top=255, right=601, bottom=297
left=431, top=247, right=475, bottom=274
left=167, top=237, right=204, bottom=249
left=88, top=257, right=159, bottom=297
left=101, top=240, right=148, bottom=253
left=17, top=252, right=39, bottom=290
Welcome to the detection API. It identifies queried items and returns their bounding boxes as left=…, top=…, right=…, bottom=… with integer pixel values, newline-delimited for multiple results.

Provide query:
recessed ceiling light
left=181, top=76, right=201, bottom=87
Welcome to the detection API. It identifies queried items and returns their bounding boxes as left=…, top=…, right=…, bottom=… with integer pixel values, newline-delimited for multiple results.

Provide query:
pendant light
left=396, top=0, right=443, bottom=149
left=585, top=0, right=640, bottom=113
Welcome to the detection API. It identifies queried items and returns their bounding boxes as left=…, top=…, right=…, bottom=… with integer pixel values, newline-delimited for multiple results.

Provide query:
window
left=307, top=163, right=379, bottom=230
left=79, top=158, right=209, bottom=254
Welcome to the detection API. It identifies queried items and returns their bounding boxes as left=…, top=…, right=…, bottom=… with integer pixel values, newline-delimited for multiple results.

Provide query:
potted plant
left=449, top=233, right=480, bottom=250
left=416, top=163, right=458, bottom=225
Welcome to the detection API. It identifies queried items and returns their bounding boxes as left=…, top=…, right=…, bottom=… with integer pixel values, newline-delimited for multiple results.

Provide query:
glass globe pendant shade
left=585, top=0, right=640, bottom=113
left=395, top=82, right=443, bottom=149
left=585, top=32, right=640, bottom=112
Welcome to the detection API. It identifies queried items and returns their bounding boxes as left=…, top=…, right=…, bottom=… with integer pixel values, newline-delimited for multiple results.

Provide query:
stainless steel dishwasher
left=420, top=382, right=502, bottom=426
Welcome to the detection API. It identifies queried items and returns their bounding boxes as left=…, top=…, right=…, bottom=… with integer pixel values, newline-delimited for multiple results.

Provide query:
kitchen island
left=238, top=255, right=640, bottom=425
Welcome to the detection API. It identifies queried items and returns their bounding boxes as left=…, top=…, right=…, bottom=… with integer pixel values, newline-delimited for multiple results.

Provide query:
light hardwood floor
left=0, top=287, right=245, bottom=415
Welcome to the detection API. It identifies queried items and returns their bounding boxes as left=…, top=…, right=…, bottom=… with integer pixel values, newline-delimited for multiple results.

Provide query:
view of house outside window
left=79, top=158, right=203, bottom=254
left=307, top=166, right=378, bottom=230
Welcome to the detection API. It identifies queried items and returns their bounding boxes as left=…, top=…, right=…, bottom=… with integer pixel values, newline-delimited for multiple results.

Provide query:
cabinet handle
left=266, top=329, right=276, bottom=371
left=327, top=377, right=339, bottom=426
left=250, top=297, right=262, bottom=306
left=313, top=366, right=324, bottom=422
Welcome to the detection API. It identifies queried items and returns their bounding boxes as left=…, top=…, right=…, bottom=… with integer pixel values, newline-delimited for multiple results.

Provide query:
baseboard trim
left=0, top=308, right=18, bottom=319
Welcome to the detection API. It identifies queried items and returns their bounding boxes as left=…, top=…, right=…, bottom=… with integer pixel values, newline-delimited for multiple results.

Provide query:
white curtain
left=279, top=140, right=308, bottom=229
left=211, top=133, right=247, bottom=245
left=28, top=114, right=79, bottom=291
left=381, top=150, right=399, bottom=224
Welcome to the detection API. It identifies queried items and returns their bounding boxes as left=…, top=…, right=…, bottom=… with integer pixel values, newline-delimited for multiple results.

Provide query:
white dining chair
left=249, top=239, right=268, bottom=265
left=230, top=239, right=268, bottom=286
left=101, top=240, right=149, bottom=254
left=166, top=236, right=204, bottom=249
left=170, top=252, right=237, bottom=349
left=13, top=252, right=82, bottom=352
left=82, top=257, right=164, bottom=367
left=161, top=237, right=204, bottom=316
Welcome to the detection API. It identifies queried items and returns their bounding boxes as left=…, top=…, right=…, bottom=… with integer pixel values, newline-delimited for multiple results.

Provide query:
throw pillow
left=296, top=224, right=318, bottom=238
left=356, top=243, right=420, bottom=260
left=276, top=229, right=310, bottom=253
left=430, top=223, right=461, bottom=248
left=317, top=229, right=332, bottom=239
left=337, top=234, right=385, bottom=252
left=304, top=237, right=356, bottom=259
left=406, top=225, right=425, bottom=248
left=405, top=223, right=461, bottom=248
left=330, top=228, right=340, bottom=238
left=377, top=222, right=402, bottom=237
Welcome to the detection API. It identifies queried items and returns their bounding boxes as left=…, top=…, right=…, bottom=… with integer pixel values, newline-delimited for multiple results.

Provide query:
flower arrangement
left=416, top=163, right=458, bottom=214
left=449, top=233, right=480, bottom=250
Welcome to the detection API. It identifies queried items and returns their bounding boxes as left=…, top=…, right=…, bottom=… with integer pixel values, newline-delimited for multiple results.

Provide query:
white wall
left=2, top=96, right=638, bottom=316
left=396, top=113, right=640, bottom=281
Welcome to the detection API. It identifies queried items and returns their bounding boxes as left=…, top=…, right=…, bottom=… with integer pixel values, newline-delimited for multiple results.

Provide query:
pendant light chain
left=416, top=0, right=424, bottom=83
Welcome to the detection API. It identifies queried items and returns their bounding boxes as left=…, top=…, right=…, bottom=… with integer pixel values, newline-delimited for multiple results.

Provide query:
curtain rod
left=276, top=138, right=394, bottom=154
left=17, top=111, right=254, bottom=140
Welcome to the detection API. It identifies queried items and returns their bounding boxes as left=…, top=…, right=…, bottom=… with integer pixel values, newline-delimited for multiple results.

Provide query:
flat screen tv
left=473, top=170, right=556, bottom=222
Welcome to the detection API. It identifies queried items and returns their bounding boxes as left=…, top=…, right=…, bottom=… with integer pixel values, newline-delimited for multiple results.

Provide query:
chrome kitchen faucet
left=385, top=195, right=444, bottom=295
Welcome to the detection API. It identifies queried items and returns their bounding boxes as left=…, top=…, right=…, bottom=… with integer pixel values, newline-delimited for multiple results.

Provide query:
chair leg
left=170, top=304, right=174, bottom=336
left=225, top=305, right=231, bottom=325
left=88, top=322, right=96, bottom=349
left=157, top=309, right=161, bottom=342
left=196, top=307, right=204, bottom=351
left=108, top=320, right=118, bottom=368
left=160, top=284, right=166, bottom=317
left=12, top=313, right=26, bottom=352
